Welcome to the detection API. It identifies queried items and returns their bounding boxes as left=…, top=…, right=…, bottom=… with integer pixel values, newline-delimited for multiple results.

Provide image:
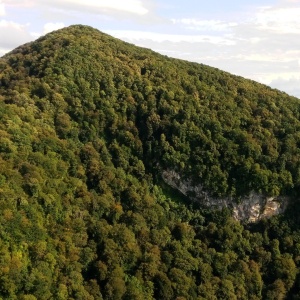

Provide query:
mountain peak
left=1, top=24, right=299, bottom=201
left=1, top=24, right=300, bottom=299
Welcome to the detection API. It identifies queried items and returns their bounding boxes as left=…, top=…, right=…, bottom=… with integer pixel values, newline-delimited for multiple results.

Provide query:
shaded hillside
left=0, top=25, right=300, bottom=299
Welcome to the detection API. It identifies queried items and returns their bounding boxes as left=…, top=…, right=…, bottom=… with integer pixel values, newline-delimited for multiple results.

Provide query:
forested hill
left=1, top=24, right=300, bottom=299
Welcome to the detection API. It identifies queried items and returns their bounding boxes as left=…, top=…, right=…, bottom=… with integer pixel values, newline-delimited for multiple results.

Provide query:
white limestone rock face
left=162, top=170, right=289, bottom=222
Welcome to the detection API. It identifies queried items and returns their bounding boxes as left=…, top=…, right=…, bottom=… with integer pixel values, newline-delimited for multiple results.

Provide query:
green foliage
left=0, top=24, right=300, bottom=299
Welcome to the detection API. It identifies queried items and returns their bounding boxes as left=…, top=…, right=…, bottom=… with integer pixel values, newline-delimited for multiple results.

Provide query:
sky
left=0, top=0, right=300, bottom=98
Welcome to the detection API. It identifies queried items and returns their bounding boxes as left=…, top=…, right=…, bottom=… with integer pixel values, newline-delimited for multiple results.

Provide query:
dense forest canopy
left=1, top=24, right=300, bottom=299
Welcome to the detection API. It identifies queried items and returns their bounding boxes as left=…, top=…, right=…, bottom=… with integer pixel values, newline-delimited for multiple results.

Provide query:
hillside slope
left=0, top=25, right=300, bottom=299
left=2, top=25, right=300, bottom=198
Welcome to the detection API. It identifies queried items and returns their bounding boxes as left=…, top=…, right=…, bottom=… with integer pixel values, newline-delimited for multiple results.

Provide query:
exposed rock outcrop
left=162, top=170, right=289, bottom=222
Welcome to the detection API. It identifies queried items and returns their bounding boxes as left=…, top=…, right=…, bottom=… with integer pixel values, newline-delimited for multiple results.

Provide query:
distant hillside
left=0, top=24, right=300, bottom=299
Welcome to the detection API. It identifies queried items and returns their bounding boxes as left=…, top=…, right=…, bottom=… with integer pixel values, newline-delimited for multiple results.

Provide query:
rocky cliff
left=162, top=170, right=289, bottom=222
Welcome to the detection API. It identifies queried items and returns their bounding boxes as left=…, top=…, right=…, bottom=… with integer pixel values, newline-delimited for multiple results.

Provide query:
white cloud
left=80, top=0, right=148, bottom=15
left=269, top=76, right=300, bottom=98
left=260, top=72, right=300, bottom=84
left=0, top=20, right=34, bottom=54
left=236, top=50, right=300, bottom=63
left=43, top=22, right=65, bottom=34
left=41, top=0, right=148, bottom=15
left=0, top=0, right=5, bottom=16
left=104, top=29, right=236, bottom=45
left=255, top=6, right=300, bottom=34
left=2, top=0, right=150, bottom=23
left=1, top=0, right=34, bottom=8
left=171, top=18, right=237, bottom=32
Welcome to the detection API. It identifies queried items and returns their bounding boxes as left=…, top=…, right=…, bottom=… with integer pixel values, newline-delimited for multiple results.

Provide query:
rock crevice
left=162, top=170, right=289, bottom=222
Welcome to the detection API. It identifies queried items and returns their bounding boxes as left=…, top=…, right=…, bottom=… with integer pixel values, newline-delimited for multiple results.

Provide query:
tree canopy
left=0, top=24, right=300, bottom=299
